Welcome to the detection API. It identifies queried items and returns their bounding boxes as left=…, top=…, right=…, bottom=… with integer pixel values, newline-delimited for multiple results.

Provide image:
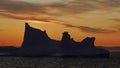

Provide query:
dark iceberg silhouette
left=0, top=22, right=110, bottom=57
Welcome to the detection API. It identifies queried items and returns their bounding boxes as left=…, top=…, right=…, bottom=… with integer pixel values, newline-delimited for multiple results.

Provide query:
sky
left=0, top=0, right=120, bottom=47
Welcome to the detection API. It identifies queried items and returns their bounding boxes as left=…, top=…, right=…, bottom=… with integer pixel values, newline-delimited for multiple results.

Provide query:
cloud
left=63, top=24, right=116, bottom=33
left=113, top=25, right=120, bottom=31
left=0, top=0, right=120, bottom=16
left=0, top=29, right=4, bottom=32
left=0, top=0, right=119, bottom=34
left=79, top=26, right=116, bottom=33
left=53, top=0, right=120, bottom=14
left=0, top=0, right=50, bottom=15
left=0, top=0, right=120, bottom=21
left=110, top=18, right=120, bottom=22
left=0, top=12, right=56, bottom=22
left=18, top=0, right=70, bottom=5
left=0, top=0, right=67, bottom=22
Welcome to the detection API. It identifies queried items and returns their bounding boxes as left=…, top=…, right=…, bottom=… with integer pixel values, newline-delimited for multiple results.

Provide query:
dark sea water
left=0, top=52, right=119, bottom=68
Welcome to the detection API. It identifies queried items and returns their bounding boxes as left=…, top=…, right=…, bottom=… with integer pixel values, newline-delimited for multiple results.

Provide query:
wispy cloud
left=0, top=0, right=120, bottom=21
left=0, top=0, right=67, bottom=15
left=79, top=26, right=116, bottom=33
left=110, top=18, right=120, bottom=22
left=0, top=29, right=4, bottom=32
left=63, top=24, right=116, bottom=33
left=0, top=0, right=61, bottom=22
left=50, top=22, right=117, bottom=33
left=113, top=25, right=120, bottom=31
left=0, top=12, right=57, bottom=22
left=19, top=0, right=70, bottom=5
left=0, top=0, right=120, bottom=17
left=0, top=0, right=119, bottom=34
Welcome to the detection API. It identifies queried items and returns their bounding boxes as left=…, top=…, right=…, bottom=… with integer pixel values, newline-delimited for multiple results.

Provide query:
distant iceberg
left=1, top=22, right=110, bottom=57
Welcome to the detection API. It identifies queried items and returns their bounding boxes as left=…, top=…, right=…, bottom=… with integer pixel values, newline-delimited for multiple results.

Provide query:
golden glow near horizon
left=0, top=0, right=120, bottom=47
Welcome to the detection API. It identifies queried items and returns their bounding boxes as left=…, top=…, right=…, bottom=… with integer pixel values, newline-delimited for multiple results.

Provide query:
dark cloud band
left=63, top=24, right=116, bottom=33
left=0, top=0, right=119, bottom=34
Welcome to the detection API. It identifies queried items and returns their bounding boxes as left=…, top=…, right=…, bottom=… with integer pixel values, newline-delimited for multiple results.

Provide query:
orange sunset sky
left=0, top=0, right=120, bottom=47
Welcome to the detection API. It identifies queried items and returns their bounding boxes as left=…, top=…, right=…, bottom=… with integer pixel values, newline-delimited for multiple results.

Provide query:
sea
left=0, top=51, right=119, bottom=68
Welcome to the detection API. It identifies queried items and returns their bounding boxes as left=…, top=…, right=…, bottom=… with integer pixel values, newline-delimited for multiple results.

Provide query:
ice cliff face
left=22, top=23, right=50, bottom=48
